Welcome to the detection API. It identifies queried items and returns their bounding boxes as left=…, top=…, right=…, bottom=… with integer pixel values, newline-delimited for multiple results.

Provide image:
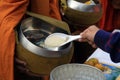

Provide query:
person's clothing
left=99, top=0, right=120, bottom=32
left=94, top=30, right=120, bottom=63
left=30, top=0, right=61, bottom=20
left=0, top=0, right=29, bottom=80
left=0, top=0, right=61, bottom=80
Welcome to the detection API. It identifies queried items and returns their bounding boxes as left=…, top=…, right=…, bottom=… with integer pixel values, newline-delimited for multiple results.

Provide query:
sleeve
left=94, top=30, right=120, bottom=63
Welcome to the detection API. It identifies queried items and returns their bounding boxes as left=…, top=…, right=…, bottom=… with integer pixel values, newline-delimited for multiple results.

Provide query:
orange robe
left=30, top=0, right=61, bottom=20
left=99, top=0, right=120, bottom=32
left=0, top=0, right=29, bottom=80
left=0, top=0, right=61, bottom=80
left=30, top=1, right=61, bottom=80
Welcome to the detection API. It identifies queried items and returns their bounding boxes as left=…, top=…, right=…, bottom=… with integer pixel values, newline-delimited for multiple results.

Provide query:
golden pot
left=15, top=12, right=74, bottom=75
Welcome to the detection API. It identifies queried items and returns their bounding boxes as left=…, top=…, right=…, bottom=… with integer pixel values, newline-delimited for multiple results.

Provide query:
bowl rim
left=18, top=17, right=72, bottom=57
left=50, top=63, right=106, bottom=80
left=67, top=0, right=102, bottom=12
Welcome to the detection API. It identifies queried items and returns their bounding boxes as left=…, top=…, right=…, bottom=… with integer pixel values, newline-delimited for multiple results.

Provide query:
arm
left=95, top=30, right=120, bottom=63
left=79, top=25, right=120, bottom=63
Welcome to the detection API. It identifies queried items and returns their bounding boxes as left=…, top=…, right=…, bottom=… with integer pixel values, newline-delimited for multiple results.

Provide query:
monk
left=0, top=0, right=62, bottom=80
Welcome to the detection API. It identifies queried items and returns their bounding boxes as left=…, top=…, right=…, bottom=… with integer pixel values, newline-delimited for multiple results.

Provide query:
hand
left=78, top=25, right=99, bottom=48
left=14, top=57, right=43, bottom=77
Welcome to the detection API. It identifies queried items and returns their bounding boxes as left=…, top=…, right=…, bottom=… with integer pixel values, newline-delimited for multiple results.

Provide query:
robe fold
left=99, top=0, right=120, bottom=32
left=0, top=0, right=61, bottom=80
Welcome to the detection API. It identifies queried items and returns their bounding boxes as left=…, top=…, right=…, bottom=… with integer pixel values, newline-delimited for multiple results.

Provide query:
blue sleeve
left=94, top=30, right=120, bottom=63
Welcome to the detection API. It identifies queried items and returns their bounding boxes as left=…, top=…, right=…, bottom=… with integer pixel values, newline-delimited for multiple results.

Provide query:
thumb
left=78, top=33, right=88, bottom=42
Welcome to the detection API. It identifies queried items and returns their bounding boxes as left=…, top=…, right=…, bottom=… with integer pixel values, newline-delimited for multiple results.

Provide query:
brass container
left=15, top=12, right=74, bottom=75
left=61, top=0, right=102, bottom=25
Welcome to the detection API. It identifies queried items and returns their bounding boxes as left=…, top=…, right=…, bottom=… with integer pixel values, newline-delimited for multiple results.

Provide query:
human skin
left=78, top=25, right=99, bottom=48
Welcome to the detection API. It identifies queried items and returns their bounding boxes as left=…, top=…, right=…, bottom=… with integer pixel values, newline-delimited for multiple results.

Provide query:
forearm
left=94, top=30, right=120, bottom=63
left=94, top=30, right=110, bottom=50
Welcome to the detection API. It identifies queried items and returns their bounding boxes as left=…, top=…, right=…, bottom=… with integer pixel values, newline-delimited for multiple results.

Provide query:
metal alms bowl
left=67, top=0, right=96, bottom=12
left=62, top=0, right=102, bottom=25
left=50, top=63, right=106, bottom=80
left=16, top=16, right=74, bottom=75
left=18, top=17, right=72, bottom=58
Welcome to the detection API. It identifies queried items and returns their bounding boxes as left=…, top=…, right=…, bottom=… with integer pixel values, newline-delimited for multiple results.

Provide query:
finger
left=15, top=58, right=27, bottom=66
left=80, top=30, right=90, bottom=39
left=78, top=32, right=91, bottom=42
left=92, top=44, right=97, bottom=48
left=25, top=70, right=43, bottom=77
left=16, top=65, right=28, bottom=73
left=78, top=38, right=88, bottom=42
left=15, top=65, right=40, bottom=77
left=88, top=41, right=93, bottom=45
left=88, top=41, right=97, bottom=48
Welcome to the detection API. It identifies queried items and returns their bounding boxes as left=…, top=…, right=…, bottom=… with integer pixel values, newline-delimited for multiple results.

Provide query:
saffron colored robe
left=0, top=0, right=61, bottom=80
left=99, top=0, right=120, bottom=32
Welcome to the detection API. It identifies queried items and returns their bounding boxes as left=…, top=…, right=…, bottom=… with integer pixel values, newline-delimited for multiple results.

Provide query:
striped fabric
left=94, top=30, right=120, bottom=63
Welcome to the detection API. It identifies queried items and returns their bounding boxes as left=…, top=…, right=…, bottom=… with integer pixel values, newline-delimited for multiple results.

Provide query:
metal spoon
left=44, top=33, right=82, bottom=48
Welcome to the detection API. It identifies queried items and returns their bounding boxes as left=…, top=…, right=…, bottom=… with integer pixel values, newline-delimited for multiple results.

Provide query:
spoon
left=44, top=33, right=82, bottom=48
